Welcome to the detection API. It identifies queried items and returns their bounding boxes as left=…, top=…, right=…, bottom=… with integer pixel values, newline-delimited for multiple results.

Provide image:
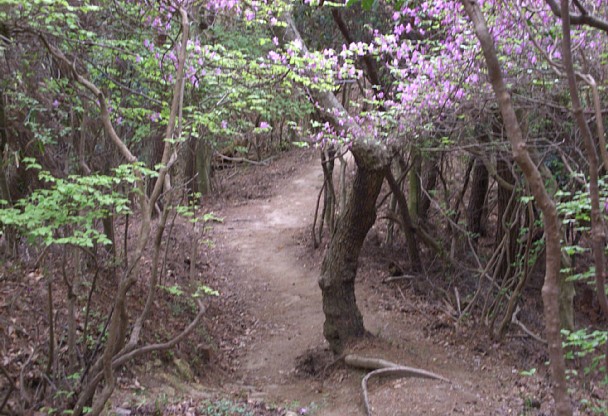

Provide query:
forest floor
left=4, top=149, right=599, bottom=415
left=109, top=148, right=583, bottom=416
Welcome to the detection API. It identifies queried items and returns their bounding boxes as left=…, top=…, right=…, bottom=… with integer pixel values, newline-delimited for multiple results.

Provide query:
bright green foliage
left=0, top=0, right=100, bottom=36
left=181, top=20, right=314, bottom=152
left=556, top=178, right=608, bottom=290
left=562, top=328, right=607, bottom=381
left=0, top=163, right=147, bottom=247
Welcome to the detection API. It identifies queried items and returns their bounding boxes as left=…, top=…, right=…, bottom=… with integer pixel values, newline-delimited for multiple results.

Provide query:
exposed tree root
left=343, top=354, right=450, bottom=416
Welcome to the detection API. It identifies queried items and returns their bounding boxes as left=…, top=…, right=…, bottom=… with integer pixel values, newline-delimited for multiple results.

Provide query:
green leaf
left=194, top=284, right=219, bottom=298
left=520, top=368, right=537, bottom=376
left=361, top=0, right=374, bottom=10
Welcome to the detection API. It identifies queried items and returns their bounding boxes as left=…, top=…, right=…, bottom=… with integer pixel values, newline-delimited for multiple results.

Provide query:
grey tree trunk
left=419, top=154, right=438, bottom=223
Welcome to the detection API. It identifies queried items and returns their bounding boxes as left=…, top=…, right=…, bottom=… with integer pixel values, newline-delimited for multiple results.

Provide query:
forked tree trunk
left=319, top=159, right=385, bottom=353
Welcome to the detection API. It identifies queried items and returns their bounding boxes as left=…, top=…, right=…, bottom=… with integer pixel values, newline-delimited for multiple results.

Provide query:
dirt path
left=216, top=155, right=328, bottom=403
left=210, top=152, right=548, bottom=415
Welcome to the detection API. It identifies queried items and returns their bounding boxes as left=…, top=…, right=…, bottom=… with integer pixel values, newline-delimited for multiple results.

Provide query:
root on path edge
left=343, top=354, right=451, bottom=416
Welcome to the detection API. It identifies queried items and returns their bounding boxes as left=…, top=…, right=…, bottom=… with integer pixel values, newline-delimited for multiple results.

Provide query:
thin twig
left=511, top=306, right=546, bottom=344
left=214, top=152, right=275, bottom=166
left=382, top=275, right=416, bottom=283
left=0, top=364, right=15, bottom=414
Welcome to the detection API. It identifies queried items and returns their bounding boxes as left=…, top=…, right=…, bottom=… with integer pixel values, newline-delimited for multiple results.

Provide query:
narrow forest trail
left=215, top=154, right=329, bottom=405
left=209, top=151, right=548, bottom=416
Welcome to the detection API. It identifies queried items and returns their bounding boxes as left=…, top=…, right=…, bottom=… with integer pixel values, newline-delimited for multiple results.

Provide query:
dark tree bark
left=281, top=12, right=392, bottom=353
left=185, top=136, right=213, bottom=199
left=495, top=157, right=516, bottom=246
left=0, top=91, right=11, bottom=205
left=196, top=139, right=213, bottom=196
left=320, top=146, right=336, bottom=236
left=466, top=157, right=489, bottom=239
left=408, top=149, right=421, bottom=224
left=185, top=136, right=197, bottom=197
left=319, top=159, right=385, bottom=352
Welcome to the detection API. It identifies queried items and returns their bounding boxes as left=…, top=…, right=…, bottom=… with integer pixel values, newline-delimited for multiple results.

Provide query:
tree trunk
left=196, top=139, right=213, bottom=196
left=461, top=2, right=571, bottom=413
left=319, top=162, right=385, bottom=353
left=0, top=91, right=11, bottom=205
left=466, top=157, right=489, bottom=240
left=559, top=252, right=575, bottom=331
left=0, top=89, right=15, bottom=256
left=558, top=0, right=608, bottom=375
left=385, top=169, right=422, bottom=272
left=419, top=154, right=438, bottom=223
left=281, top=11, right=391, bottom=354
left=185, top=136, right=196, bottom=197
left=321, top=146, right=336, bottom=234
left=494, top=157, right=519, bottom=282
left=408, top=149, right=421, bottom=224
left=495, top=158, right=515, bottom=246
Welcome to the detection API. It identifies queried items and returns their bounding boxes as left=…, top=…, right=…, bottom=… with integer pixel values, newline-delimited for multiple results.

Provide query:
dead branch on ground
left=343, top=354, right=450, bottom=416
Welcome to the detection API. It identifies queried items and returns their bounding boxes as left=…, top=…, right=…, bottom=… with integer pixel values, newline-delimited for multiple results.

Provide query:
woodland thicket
left=0, top=1, right=607, bottom=415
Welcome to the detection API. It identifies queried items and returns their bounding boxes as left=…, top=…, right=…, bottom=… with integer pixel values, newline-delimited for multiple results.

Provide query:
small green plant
left=198, top=399, right=253, bottom=416
left=562, top=328, right=607, bottom=379
left=153, top=393, right=169, bottom=415
left=519, top=368, right=537, bottom=376
left=194, top=284, right=220, bottom=298
left=160, top=284, right=185, bottom=297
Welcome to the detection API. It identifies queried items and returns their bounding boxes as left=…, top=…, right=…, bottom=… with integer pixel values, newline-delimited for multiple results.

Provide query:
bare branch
left=545, top=0, right=608, bottom=33
left=39, top=36, right=138, bottom=164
